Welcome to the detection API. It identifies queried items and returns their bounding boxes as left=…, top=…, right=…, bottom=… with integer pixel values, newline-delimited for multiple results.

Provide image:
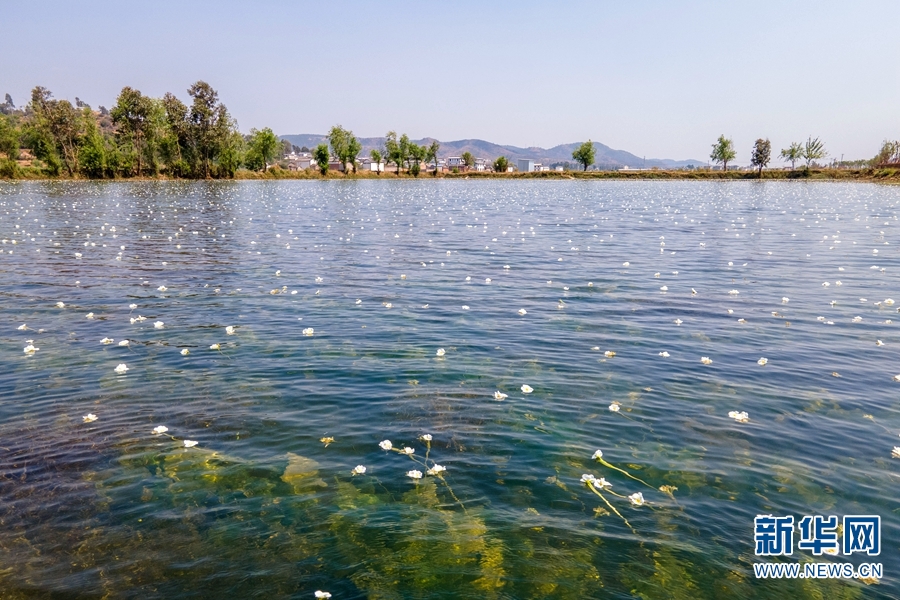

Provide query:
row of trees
left=710, top=135, right=828, bottom=174
left=0, top=83, right=282, bottom=178
left=314, top=129, right=444, bottom=177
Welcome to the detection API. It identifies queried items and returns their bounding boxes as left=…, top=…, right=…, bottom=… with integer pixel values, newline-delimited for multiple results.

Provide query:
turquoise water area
left=1, top=180, right=898, bottom=599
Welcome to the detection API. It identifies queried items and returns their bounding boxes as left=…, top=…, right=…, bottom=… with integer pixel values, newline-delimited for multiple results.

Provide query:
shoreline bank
left=1, top=167, right=898, bottom=183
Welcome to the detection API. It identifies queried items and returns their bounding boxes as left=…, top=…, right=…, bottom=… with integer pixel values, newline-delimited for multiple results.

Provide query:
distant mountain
left=279, top=134, right=705, bottom=169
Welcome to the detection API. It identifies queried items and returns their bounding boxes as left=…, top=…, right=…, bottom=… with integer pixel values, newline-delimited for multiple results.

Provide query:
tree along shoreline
left=2, top=166, right=898, bottom=182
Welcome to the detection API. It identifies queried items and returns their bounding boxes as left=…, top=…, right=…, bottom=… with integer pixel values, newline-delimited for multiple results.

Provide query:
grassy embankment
left=2, top=164, right=899, bottom=182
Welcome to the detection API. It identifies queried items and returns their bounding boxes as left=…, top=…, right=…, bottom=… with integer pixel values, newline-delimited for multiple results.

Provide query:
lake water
left=1, top=179, right=899, bottom=599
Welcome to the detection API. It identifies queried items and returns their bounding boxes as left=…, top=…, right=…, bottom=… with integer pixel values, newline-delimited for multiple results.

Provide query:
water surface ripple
left=1, top=180, right=899, bottom=598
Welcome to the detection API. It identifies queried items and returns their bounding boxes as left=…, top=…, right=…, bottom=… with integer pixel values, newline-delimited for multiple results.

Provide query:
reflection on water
left=0, top=180, right=898, bottom=598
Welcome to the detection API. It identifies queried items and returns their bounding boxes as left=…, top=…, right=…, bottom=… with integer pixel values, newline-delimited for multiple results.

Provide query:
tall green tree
left=384, top=131, right=401, bottom=175
left=328, top=125, right=361, bottom=173
left=0, top=113, right=20, bottom=160
left=461, top=151, right=474, bottom=168
left=750, top=138, right=771, bottom=177
left=314, top=143, right=330, bottom=175
left=399, top=134, right=411, bottom=170
left=0, top=113, right=19, bottom=177
left=493, top=156, right=508, bottom=173
left=572, top=140, right=596, bottom=171
left=802, top=136, right=827, bottom=168
left=245, top=127, right=279, bottom=172
left=78, top=109, right=107, bottom=178
left=110, top=86, right=152, bottom=176
left=426, top=140, right=440, bottom=176
left=217, top=130, right=244, bottom=177
left=187, top=81, right=233, bottom=178
left=160, top=92, right=190, bottom=176
left=408, top=143, right=426, bottom=176
left=346, top=135, right=361, bottom=173
left=780, top=142, right=803, bottom=171
left=710, top=135, right=736, bottom=172
left=370, top=148, right=383, bottom=174
left=28, top=86, right=84, bottom=176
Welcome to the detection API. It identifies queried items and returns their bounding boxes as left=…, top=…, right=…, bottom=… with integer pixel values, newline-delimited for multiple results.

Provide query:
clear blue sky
left=2, top=0, right=897, bottom=162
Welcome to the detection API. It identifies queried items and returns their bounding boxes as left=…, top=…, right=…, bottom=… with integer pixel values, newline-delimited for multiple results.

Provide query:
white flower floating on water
left=101, top=337, right=114, bottom=345
left=461, top=305, right=470, bottom=310
left=302, top=328, right=314, bottom=336
left=407, top=470, right=423, bottom=480
left=592, top=450, right=603, bottom=460
left=728, top=289, right=739, bottom=296
left=622, top=261, right=630, bottom=267
left=604, top=351, right=616, bottom=358
left=876, top=340, right=884, bottom=346
left=180, top=349, right=190, bottom=356
left=518, top=308, right=527, bottom=315
left=114, top=363, right=129, bottom=374
left=86, top=312, right=94, bottom=319
left=315, top=277, right=324, bottom=283
left=493, top=391, right=508, bottom=400
left=728, top=411, right=750, bottom=423
left=351, top=465, right=366, bottom=475
left=183, top=440, right=198, bottom=448
left=355, top=299, right=362, bottom=305
left=782, top=297, right=789, bottom=303
left=210, top=343, right=221, bottom=350
left=83, top=413, right=98, bottom=423
left=658, top=351, right=670, bottom=358
left=892, top=447, right=900, bottom=459
left=225, top=326, right=236, bottom=335
left=628, top=492, right=645, bottom=507
left=521, top=384, right=533, bottom=394
left=399, top=447, right=415, bottom=455
left=23, top=344, right=39, bottom=354
left=609, top=402, right=621, bottom=412
left=660, top=286, right=668, bottom=292
left=436, top=348, right=445, bottom=357
left=157, top=285, right=167, bottom=292
left=314, top=590, right=332, bottom=599
left=118, top=340, right=130, bottom=347
left=427, top=465, right=447, bottom=476
left=701, top=357, right=713, bottom=365
left=674, top=319, right=683, bottom=325
left=757, top=357, right=768, bottom=366
left=420, top=434, right=432, bottom=442
left=580, top=473, right=597, bottom=484
left=852, top=316, right=862, bottom=323
left=129, top=303, right=137, bottom=310
left=154, top=321, right=165, bottom=329
left=379, top=440, right=393, bottom=451
left=886, top=298, right=895, bottom=306
left=17, top=324, right=27, bottom=331
left=152, top=425, right=169, bottom=434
